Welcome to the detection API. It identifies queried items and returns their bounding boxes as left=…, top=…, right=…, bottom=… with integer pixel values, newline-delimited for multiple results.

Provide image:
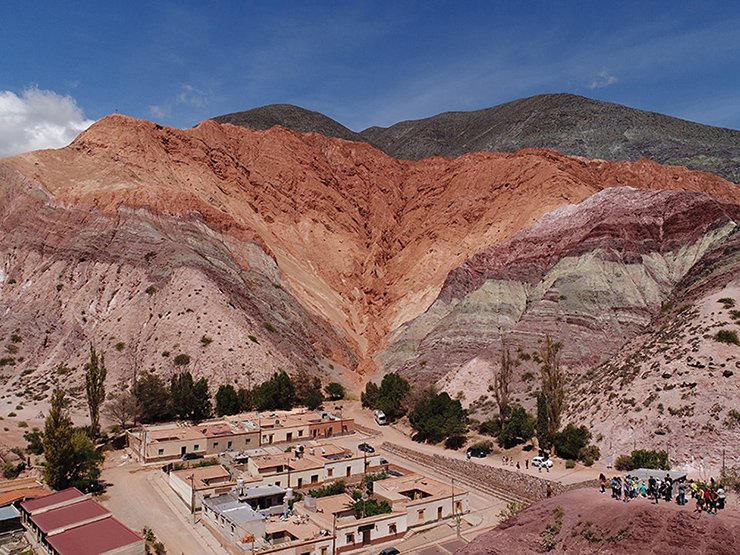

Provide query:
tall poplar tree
left=44, top=389, right=74, bottom=490
left=85, top=345, right=107, bottom=439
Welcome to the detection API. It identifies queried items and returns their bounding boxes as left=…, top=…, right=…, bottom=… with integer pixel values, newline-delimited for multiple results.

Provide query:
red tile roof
left=46, top=516, right=144, bottom=555
left=20, top=487, right=84, bottom=514
left=0, top=488, right=49, bottom=507
left=31, top=498, right=109, bottom=534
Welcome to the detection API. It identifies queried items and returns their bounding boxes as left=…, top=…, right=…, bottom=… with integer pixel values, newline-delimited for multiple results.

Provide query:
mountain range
left=215, top=93, right=740, bottom=184
left=2, top=95, right=740, bottom=469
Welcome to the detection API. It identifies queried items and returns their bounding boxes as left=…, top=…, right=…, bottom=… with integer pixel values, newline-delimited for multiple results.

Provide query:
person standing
left=677, top=480, right=687, bottom=506
left=599, top=473, right=606, bottom=494
left=718, top=485, right=726, bottom=510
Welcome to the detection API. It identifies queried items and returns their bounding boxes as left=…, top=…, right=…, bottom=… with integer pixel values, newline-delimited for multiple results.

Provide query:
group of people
left=599, top=473, right=726, bottom=515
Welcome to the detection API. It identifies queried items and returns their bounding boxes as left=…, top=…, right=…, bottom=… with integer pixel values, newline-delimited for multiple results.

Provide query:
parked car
left=181, top=452, right=204, bottom=461
left=466, top=446, right=487, bottom=458
left=378, top=548, right=399, bottom=555
left=358, top=443, right=375, bottom=453
left=531, top=456, right=553, bottom=468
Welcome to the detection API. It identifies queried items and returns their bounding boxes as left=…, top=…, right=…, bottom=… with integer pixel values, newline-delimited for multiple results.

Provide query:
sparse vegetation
left=718, top=297, right=736, bottom=309
left=144, top=285, right=157, bottom=295
left=200, top=335, right=213, bottom=347
left=497, top=501, right=528, bottom=523
left=262, top=322, right=276, bottom=333
left=173, top=353, right=191, bottom=366
left=714, top=329, right=740, bottom=345
left=115, top=341, right=126, bottom=351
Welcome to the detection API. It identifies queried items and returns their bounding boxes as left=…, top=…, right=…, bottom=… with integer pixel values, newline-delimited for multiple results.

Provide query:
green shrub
left=115, top=342, right=126, bottom=352
left=718, top=297, right=736, bottom=309
left=714, top=329, right=740, bottom=345
left=145, top=285, right=157, bottom=295
left=173, top=354, right=191, bottom=366
left=479, top=417, right=502, bottom=436
left=565, top=459, right=576, bottom=469
left=614, top=454, right=634, bottom=471
left=200, top=335, right=213, bottom=347
left=263, top=322, right=276, bottom=333
left=444, top=435, right=467, bottom=450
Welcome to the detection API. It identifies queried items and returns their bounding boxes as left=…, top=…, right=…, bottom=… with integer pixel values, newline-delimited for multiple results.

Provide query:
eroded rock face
left=2, top=115, right=740, bottom=392
left=380, top=188, right=740, bottom=388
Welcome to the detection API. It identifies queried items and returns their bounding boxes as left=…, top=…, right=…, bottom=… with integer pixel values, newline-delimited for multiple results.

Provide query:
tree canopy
left=84, top=345, right=107, bottom=439
left=215, top=384, right=242, bottom=416
left=134, top=371, right=171, bottom=423
left=170, top=371, right=212, bottom=422
left=409, top=390, right=467, bottom=444
left=251, top=371, right=296, bottom=411
left=362, top=373, right=410, bottom=422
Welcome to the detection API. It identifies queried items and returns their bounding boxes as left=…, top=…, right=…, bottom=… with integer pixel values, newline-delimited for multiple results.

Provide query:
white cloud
left=148, top=104, right=171, bottom=119
left=0, top=86, right=95, bottom=157
left=588, top=71, right=619, bottom=90
left=176, top=84, right=208, bottom=108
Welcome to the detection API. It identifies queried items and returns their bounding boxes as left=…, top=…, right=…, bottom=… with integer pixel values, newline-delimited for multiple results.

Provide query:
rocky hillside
left=460, top=488, right=740, bottom=554
left=2, top=115, right=740, bottom=466
left=215, top=94, right=740, bottom=183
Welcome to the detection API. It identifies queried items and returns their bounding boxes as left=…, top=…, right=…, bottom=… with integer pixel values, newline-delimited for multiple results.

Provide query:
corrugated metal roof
left=31, top=498, right=109, bottom=533
left=46, top=516, right=144, bottom=555
left=20, top=487, right=84, bottom=514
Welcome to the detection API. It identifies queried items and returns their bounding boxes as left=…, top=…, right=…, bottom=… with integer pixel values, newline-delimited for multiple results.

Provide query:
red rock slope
left=2, top=115, right=740, bottom=379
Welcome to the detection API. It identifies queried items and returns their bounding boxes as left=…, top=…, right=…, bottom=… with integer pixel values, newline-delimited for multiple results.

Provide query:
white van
left=374, top=410, right=387, bottom=425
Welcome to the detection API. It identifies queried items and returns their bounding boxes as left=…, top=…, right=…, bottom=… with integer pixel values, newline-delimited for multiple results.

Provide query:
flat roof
left=46, top=516, right=143, bottom=555
left=205, top=494, right=265, bottom=525
left=31, top=498, right=109, bottom=534
left=0, top=505, right=19, bottom=521
left=238, top=484, right=286, bottom=499
left=373, top=474, right=468, bottom=502
left=172, top=464, right=231, bottom=486
left=20, top=488, right=85, bottom=514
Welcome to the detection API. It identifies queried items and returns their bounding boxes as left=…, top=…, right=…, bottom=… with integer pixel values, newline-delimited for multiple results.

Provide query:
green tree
left=68, top=429, right=104, bottom=490
left=304, top=389, right=324, bottom=410
left=44, top=389, right=74, bottom=490
left=293, top=368, right=321, bottom=405
left=498, top=405, right=535, bottom=448
left=251, top=371, right=296, bottom=411
left=376, top=373, right=411, bottom=422
left=409, top=389, right=467, bottom=444
left=361, top=382, right=380, bottom=408
left=170, top=372, right=212, bottom=422
left=85, top=345, right=107, bottom=439
left=554, top=423, right=591, bottom=460
left=345, top=498, right=392, bottom=518
left=536, top=391, right=552, bottom=451
left=134, top=371, right=171, bottom=423
left=631, top=449, right=670, bottom=470
left=539, top=336, right=566, bottom=451
left=324, top=382, right=346, bottom=401
left=215, top=384, right=242, bottom=416
left=24, top=429, right=45, bottom=455
left=494, top=340, right=513, bottom=423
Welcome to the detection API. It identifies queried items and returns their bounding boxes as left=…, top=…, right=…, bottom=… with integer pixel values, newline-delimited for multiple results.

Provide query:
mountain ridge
left=214, top=93, right=740, bottom=183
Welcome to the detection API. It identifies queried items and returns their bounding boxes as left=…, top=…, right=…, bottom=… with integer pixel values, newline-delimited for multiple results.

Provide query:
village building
left=372, top=474, right=468, bottom=526
left=169, top=464, right=235, bottom=511
left=127, top=410, right=354, bottom=463
left=19, top=487, right=144, bottom=555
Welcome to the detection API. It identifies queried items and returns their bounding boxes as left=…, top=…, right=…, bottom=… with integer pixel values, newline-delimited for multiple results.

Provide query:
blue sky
left=1, top=1, right=740, bottom=155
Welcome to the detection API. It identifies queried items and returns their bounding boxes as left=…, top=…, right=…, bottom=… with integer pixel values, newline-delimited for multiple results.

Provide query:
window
left=214, top=442, right=219, bottom=448
left=437, top=506, right=442, bottom=520
left=298, top=430, right=304, bottom=437
left=158, top=448, right=164, bottom=456
left=287, top=432, right=293, bottom=441
left=346, top=533, right=355, bottom=544
left=418, top=509, right=425, bottom=521
left=321, top=548, right=328, bottom=555
left=227, top=441, right=232, bottom=449
left=389, top=524, right=397, bottom=535
left=327, top=468, right=334, bottom=477
left=297, top=478, right=303, bottom=487
left=194, top=444, right=199, bottom=451
left=455, top=501, right=462, bottom=512
left=311, top=474, right=319, bottom=484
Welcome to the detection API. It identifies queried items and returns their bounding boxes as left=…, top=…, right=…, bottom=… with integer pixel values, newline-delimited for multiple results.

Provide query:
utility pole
left=332, top=513, right=337, bottom=555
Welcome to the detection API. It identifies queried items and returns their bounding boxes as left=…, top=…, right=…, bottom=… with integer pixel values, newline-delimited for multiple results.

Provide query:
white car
left=532, top=456, right=553, bottom=468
